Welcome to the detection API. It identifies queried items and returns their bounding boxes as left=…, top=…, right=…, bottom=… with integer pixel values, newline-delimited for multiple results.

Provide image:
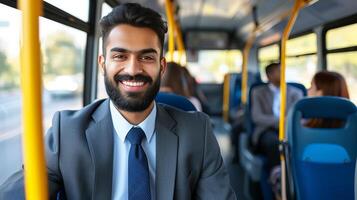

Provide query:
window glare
left=328, top=52, right=357, bottom=104
left=259, top=44, right=279, bottom=81
left=286, top=55, right=317, bottom=88
left=187, top=50, right=242, bottom=83
left=45, top=0, right=89, bottom=22
left=102, top=3, right=112, bottom=18
left=286, top=33, right=317, bottom=56
left=327, top=23, right=357, bottom=50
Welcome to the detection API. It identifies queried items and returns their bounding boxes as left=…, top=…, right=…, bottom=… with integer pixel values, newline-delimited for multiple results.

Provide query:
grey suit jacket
left=251, top=84, right=303, bottom=145
left=0, top=99, right=236, bottom=200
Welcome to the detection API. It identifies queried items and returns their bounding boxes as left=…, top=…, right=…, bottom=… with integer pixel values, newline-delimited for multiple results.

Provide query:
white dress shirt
left=110, top=101, right=157, bottom=200
left=269, top=83, right=280, bottom=118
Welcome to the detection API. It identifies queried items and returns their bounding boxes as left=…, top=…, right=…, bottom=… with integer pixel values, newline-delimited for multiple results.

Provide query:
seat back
left=228, top=72, right=262, bottom=110
left=155, top=92, right=197, bottom=111
left=287, top=82, right=307, bottom=96
left=287, top=97, right=357, bottom=200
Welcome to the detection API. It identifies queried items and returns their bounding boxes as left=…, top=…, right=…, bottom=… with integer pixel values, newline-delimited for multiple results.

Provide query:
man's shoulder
left=251, top=84, right=270, bottom=96
left=54, top=98, right=108, bottom=124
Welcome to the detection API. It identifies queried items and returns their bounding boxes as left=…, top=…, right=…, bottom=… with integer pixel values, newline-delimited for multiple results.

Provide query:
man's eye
left=113, top=54, right=126, bottom=60
left=140, top=56, right=155, bottom=61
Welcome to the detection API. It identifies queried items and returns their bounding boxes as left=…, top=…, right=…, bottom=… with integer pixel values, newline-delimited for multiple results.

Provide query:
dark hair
left=181, top=67, right=196, bottom=97
left=265, top=62, right=280, bottom=76
left=312, top=71, right=349, bottom=98
left=100, top=3, right=167, bottom=56
left=161, top=62, right=187, bottom=96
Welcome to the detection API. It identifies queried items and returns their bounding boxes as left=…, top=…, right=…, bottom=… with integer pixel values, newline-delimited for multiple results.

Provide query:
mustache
left=114, top=74, right=153, bottom=83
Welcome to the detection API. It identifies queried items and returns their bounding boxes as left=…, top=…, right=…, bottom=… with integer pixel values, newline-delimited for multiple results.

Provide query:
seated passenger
left=160, top=62, right=186, bottom=95
left=181, top=67, right=204, bottom=111
left=160, top=62, right=202, bottom=111
left=306, top=70, right=350, bottom=128
left=250, top=63, right=303, bottom=196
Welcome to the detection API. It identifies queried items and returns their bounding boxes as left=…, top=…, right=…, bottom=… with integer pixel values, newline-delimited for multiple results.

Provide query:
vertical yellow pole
left=19, top=0, right=48, bottom=199
left=223, top=74, right=230, bottom=122
left=175, top=21, right=186, bottom=66
left=241, top=31, right=256, bottom=105
left=165, top=0, right=175, bottom=62
left=279, top=0, right=306, bottom=199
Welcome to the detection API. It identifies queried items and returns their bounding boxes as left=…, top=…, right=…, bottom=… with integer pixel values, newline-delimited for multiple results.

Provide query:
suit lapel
left=156, top=105, right=178, bottom=200
left=264, top=85, right=274, bottom=114
left=85, top=100, right=114, bottom=200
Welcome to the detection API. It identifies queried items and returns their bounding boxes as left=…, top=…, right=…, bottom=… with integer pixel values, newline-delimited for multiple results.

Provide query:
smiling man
left=0, top=3, right=236, bottom=200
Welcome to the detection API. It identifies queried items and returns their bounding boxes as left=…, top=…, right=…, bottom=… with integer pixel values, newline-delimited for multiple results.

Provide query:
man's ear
left=98, top=54, right=105, bottom=75
left=160, top=57, right=167, bottom=77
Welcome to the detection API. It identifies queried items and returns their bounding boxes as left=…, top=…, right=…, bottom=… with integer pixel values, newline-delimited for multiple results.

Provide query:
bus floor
left=212, top=118, right=246, bottom=200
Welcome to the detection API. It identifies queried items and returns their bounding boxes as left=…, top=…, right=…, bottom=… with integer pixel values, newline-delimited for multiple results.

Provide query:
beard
left=104, top=69, right=160, bottom=112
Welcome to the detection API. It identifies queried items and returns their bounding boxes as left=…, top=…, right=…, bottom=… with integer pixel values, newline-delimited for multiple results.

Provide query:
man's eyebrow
left=109, top=47, right=158, bottom=55
left=110, top=47, right=129, bottom=53
left=138, top=48, right=158, bottom=55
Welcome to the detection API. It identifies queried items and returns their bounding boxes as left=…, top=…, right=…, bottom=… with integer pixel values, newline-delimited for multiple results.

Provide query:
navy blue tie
left=127, top=127, right=151, bottom=200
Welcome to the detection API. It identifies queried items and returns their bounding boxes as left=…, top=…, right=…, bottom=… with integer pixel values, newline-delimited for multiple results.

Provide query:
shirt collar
left=268, top=83, right=280, bottom=93
left=109, top=101, right=157, bottom=144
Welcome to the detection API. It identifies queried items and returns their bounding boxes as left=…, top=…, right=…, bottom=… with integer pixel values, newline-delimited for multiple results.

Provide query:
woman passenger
left=160, top=62, right=202, bottom=111
left=306, top=70, right=350, bottom=128
left=181, top=67, right=203, bottom=111
left=160, top=62, right=187, bottom=96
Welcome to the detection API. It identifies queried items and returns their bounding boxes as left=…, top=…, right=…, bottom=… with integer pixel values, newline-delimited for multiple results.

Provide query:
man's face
left=98, top=24, right=166, bottom=112
left=268, top=66, right=281, bottom=85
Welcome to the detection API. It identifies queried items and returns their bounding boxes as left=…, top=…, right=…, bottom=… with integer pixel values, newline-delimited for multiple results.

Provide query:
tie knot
left=127, top=127, right=146, bottom=145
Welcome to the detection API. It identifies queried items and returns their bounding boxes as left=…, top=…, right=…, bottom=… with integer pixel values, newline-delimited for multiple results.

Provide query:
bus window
left=40, top=17, right=86, bottom=131
left=327, top=52, right=357, bottom=104
left=286, top=33, right=317, bottom=87
left=326, top=23, right=357, bottom=50
left=0, top=2, right=86, bottom=185
left=326, top=23, right=357, bottom=104
left=0, top=19, right=23, bottom=182
left=97, top=3, right=113, bottom=100
left=258, top=44, right=279, bottom=81
left=101, top=2, right=113, bottom=18
left=45, top=0, right=89, bottom=22
left=186, top=50, right=242, bottom=83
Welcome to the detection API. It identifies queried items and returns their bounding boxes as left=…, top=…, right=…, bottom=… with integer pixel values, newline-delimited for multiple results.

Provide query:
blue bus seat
left=287, top=82, right=307, bottom=96
left=355, top=159, right=357, bottom=200
left=286, top=97, right=357, bottom=200
left=225, top=72, right=262, bottom=121
left=239, top=82, right=307, bottom=200
left=155, top=92, right=197, bottom=111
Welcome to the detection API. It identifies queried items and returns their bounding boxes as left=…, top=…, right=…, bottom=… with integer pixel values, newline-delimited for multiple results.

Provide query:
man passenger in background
left=0, top=3, right=236, bottom=200
left=250, top=63, right=303, bottom=196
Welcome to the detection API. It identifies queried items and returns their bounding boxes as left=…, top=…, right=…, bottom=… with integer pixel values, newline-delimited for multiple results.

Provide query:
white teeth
left=122, top=81, right=144, bottom=87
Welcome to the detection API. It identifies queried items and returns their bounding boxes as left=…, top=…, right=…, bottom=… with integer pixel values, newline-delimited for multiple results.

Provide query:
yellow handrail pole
left=165, top=0, right=175, bottom=62
left=223, top=74, right=230, bottom=122
left=19, top=0, right=48, bottom=199
left=279, top=0, right=306, bottom=199
left=241, top=31, right=256, bottom=105
left=175, top=21, right=187, bottom=66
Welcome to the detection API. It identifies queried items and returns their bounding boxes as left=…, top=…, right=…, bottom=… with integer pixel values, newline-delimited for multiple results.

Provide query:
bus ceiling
left=109, top=0, right=357, bottom=50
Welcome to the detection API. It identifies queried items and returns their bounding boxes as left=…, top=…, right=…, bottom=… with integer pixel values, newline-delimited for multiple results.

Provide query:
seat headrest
left=294, top=96, right=356, bottom=119
left=155, top=92, right=197, bottom=111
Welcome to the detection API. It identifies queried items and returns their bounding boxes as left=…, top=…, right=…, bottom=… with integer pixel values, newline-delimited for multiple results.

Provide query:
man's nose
left=125, top=56, right=143, bottom=75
